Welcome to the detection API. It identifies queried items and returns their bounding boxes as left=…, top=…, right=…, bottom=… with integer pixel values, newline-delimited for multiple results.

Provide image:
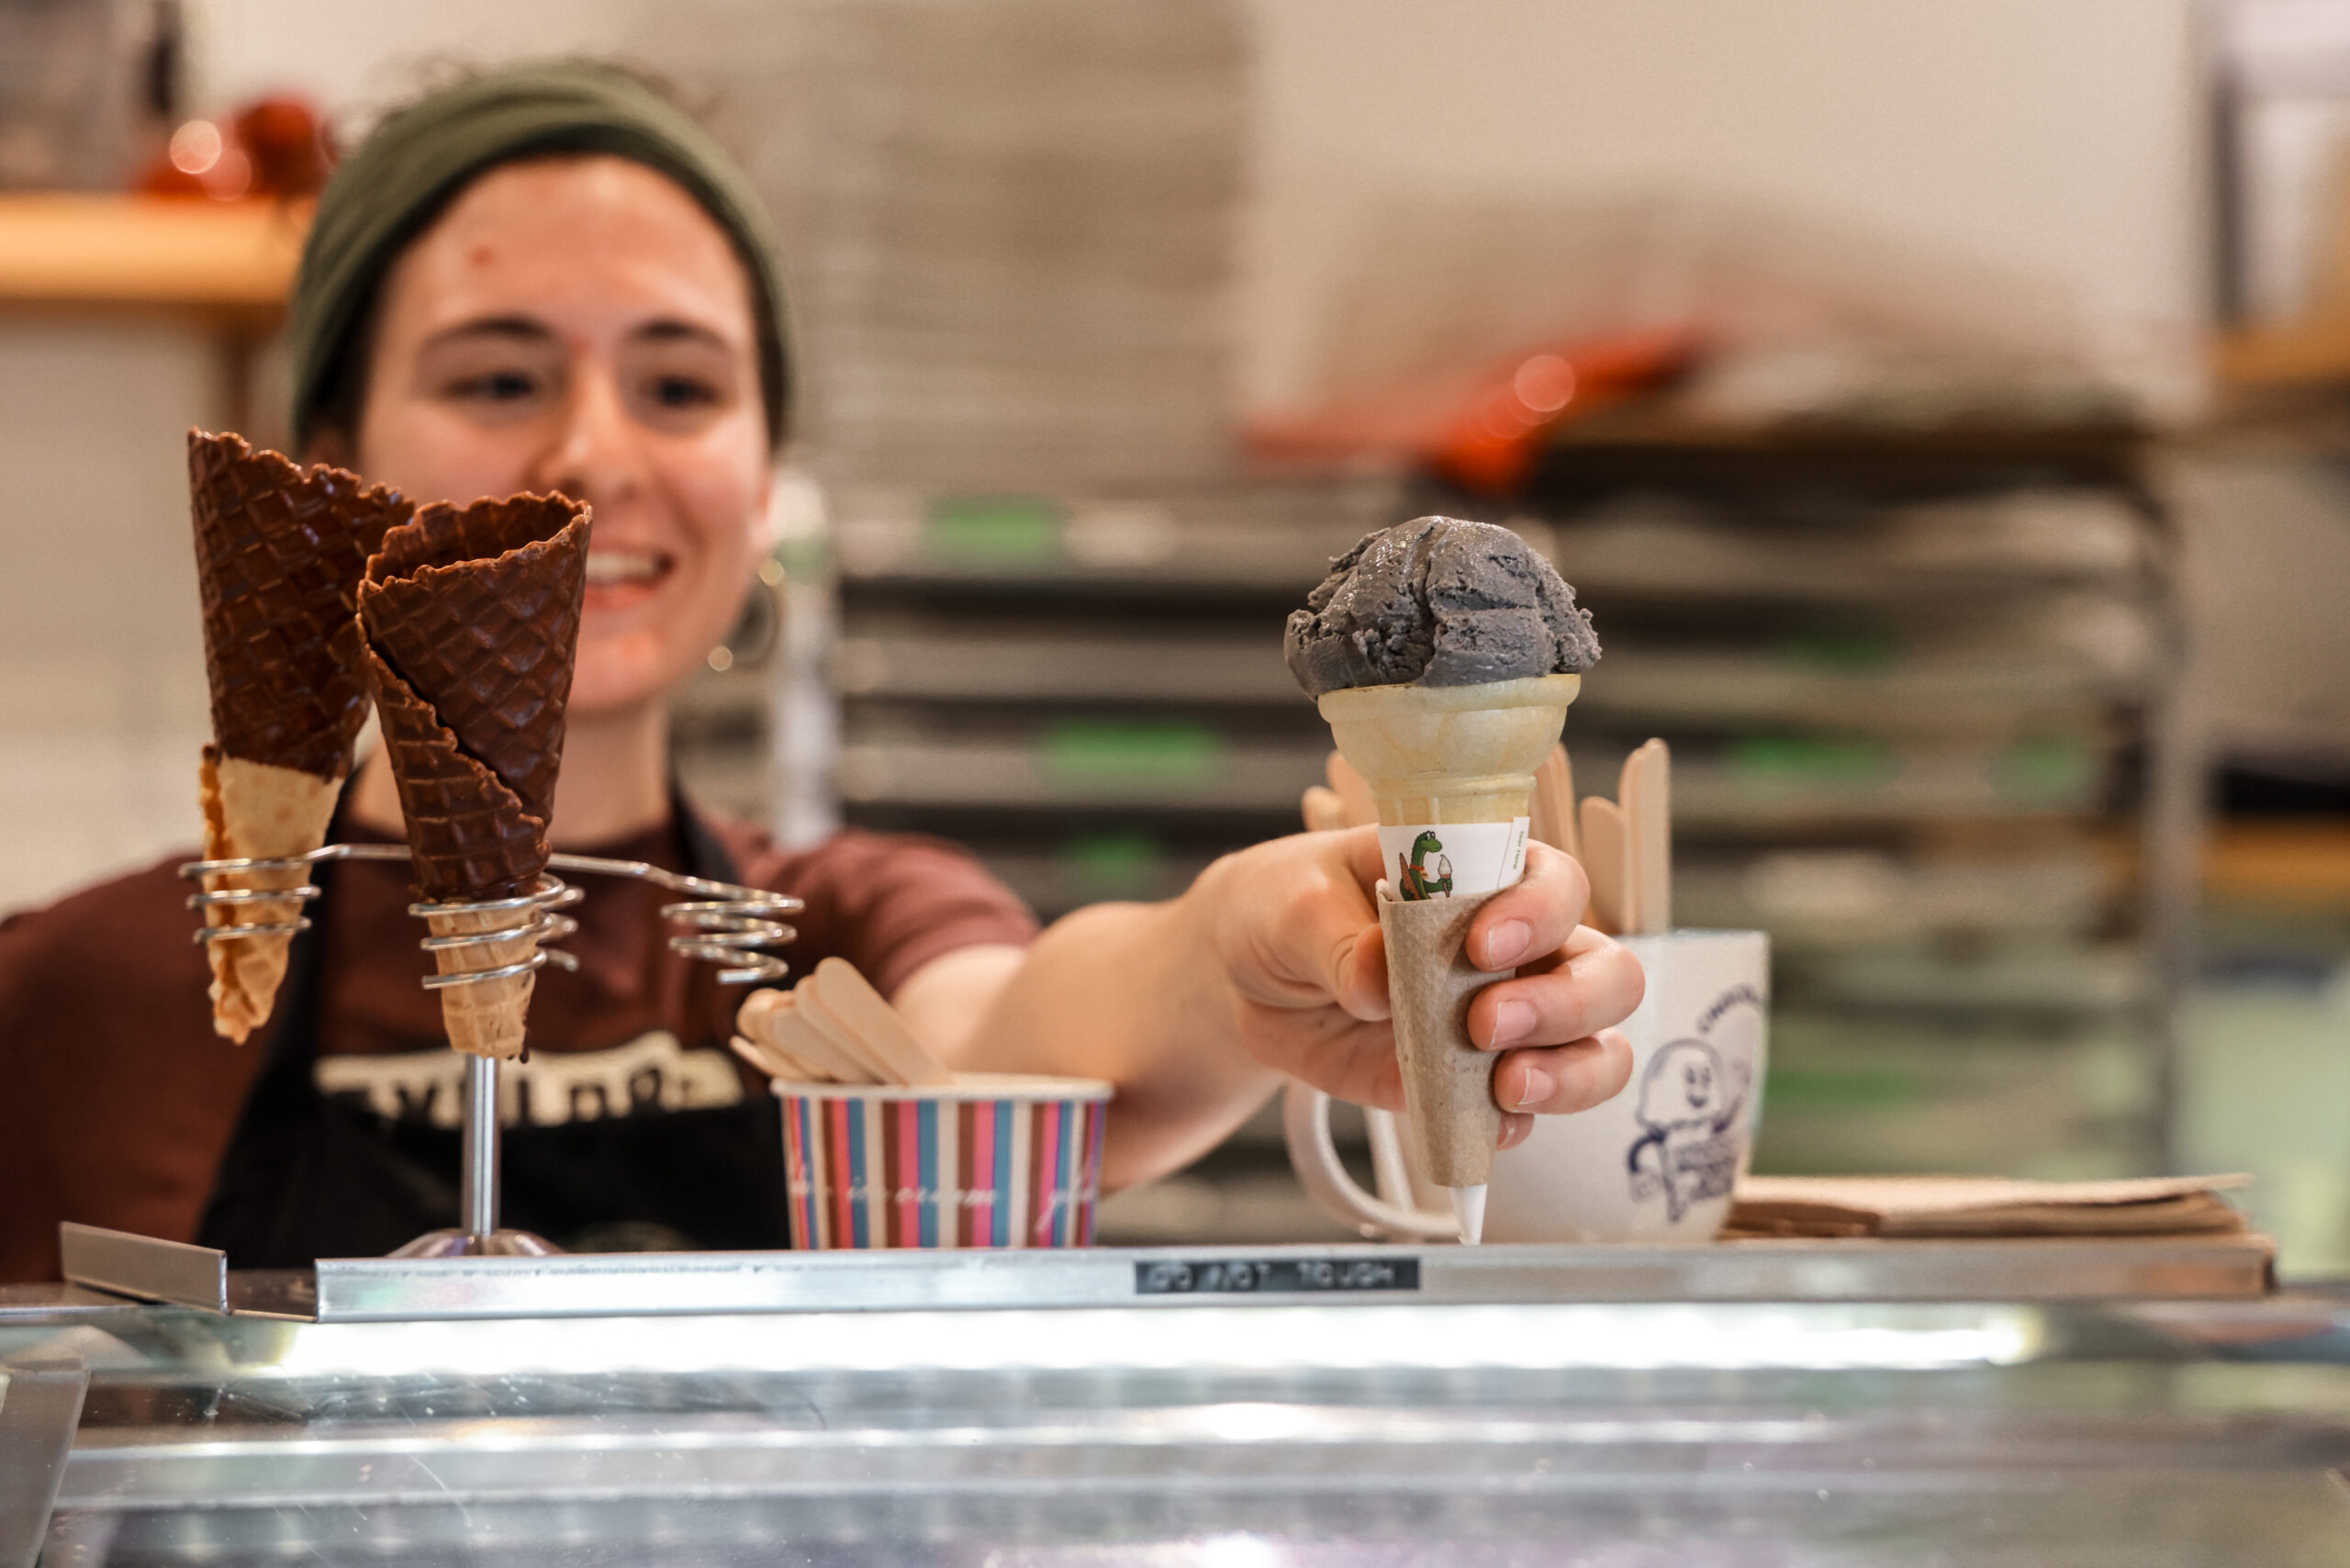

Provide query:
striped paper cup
left=775, top=1074, right=1113, bottom=1250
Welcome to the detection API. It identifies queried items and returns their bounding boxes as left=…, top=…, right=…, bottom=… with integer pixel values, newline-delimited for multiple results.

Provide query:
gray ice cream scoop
left=1284, top=516, right=1600, bottom=698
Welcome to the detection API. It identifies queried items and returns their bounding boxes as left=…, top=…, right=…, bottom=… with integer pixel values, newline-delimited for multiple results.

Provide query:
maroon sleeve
left=716, top=823, right=1039, bottom=999
left=0, top=859, right=263, bottom=1282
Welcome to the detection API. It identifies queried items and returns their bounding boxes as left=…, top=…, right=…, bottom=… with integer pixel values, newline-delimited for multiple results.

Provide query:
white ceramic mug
left=1284, top=930, right=1770, bottom=1243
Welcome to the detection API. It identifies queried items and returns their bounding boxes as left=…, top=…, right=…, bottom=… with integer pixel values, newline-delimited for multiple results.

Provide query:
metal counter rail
left=17, top=1230, right=2275, bottom=1327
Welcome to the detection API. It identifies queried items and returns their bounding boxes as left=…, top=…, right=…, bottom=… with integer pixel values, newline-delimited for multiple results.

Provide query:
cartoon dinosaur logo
left=1397, top=829, right=1454, bottom=900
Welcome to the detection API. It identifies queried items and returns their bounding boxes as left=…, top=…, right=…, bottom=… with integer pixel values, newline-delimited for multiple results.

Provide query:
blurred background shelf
left=0, top=194, right=303, bottom=317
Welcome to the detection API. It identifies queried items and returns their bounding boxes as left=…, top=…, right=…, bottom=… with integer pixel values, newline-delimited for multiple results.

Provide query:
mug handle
left=1281, top=1081, right=1464, bottom=1241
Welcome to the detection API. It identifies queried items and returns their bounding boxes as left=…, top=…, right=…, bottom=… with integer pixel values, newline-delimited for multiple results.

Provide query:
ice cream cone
left=187, top=429, right=408, bottom=1039
left=422, top=901, right=542, bottom=1061
left=357, top=492, right=588, bottom=1059
left=1316, top=671, right=1581, bottom=1193
left=196, top=747, right=341, bottom=1042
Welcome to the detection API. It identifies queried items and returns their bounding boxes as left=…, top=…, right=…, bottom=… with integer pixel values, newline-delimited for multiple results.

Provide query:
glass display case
left=6, top=1240, right=2349, bottom=1565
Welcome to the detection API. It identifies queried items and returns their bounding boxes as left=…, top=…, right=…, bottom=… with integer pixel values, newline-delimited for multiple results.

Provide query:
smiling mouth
left=584, top=549, right=674, bottom=590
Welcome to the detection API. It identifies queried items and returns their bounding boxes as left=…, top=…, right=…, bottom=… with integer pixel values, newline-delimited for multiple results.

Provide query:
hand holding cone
left=188, top=430, right=410, bottom=1041
left=357, top=493, right=588, bottom=1058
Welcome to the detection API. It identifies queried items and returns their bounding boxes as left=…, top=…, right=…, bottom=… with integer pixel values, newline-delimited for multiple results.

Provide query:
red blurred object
left=1246, top=326, right=1702, bottom=497
left=235, top=96, right=335, bottom=197
left=138, top=95, right=333, bottom=202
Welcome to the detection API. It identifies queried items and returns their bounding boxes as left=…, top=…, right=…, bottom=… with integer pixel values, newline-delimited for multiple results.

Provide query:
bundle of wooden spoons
left=733, top=957, right=956, bottom=1087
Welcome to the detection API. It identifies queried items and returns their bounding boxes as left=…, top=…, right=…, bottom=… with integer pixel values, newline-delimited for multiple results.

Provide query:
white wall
left=180, top=0, right=2211, bottom=414
left=1239, top=0, right=2209, bottom=411
left=185, top=0, right=637, bottom=130
left=0, top=323, right=220, bottom=912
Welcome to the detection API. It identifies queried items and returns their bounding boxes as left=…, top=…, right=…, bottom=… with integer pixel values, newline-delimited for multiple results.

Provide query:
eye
left=440, top=366, right=546, bottom=406
left=647, top=374, right=717, bottom=409
left=462, top=370, right=540, bottom=401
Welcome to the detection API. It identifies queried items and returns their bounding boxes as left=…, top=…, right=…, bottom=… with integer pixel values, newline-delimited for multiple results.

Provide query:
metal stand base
left=392, top=1054, right=565, bottom=1260
left=388, top=1228, right=559, bottom=1259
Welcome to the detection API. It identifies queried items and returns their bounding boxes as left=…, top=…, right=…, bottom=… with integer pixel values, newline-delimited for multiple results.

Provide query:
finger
left=1497, top=1111, right=1533, bottom=1150
left=1467, top=842, right=1590, bottom=971
left=1492, top=1028, right=1635, bottom=1115
left=1317, top=827, right=1392, bottom=1019
left=1466, top=928, right=1644, bottom=1050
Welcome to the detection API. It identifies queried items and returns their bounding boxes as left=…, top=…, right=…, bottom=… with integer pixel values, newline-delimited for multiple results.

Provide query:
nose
left=528, top=358, right=646, bottom=510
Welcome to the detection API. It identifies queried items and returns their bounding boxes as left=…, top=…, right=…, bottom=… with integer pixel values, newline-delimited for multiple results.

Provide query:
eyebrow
left=420, top=315, right=558, bottom=350
left=630, top=318, right=733, bottom=351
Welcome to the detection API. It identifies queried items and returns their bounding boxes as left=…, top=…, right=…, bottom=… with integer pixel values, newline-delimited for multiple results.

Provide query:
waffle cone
left=189, top=430, right=408, bottom=780
left=424, top=903, right=540, bottom=1060
left=196, top=748, right=340, bottom=1042
left=356, top=494, right=588, bottom=902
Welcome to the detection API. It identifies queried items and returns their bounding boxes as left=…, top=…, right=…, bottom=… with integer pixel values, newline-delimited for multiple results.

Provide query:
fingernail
left=1511, top=1062, right=1558, bottom=1111
left=1483, top=919, right=1532, bottom=968
left=1487, top=998, right=1536, bottom=1049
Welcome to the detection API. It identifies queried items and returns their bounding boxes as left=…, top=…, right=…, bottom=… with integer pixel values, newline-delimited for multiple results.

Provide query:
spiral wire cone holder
left=180, top=843, right=803, bottom=1259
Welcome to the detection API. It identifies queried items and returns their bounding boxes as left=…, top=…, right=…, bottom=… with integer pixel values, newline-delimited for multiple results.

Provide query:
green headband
left=286, top=61, right=791, bottom=451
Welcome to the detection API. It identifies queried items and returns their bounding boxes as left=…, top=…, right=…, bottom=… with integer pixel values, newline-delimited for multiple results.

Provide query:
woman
left=0, top=63, right=1639, bottom=1277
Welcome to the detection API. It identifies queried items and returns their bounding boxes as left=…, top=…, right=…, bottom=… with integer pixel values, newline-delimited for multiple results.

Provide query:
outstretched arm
left=890, top=830, right=1644, bottom=1192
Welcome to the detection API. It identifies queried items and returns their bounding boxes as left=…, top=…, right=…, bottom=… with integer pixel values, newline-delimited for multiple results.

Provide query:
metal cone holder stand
left=181, top=843, right=801, bottom=1259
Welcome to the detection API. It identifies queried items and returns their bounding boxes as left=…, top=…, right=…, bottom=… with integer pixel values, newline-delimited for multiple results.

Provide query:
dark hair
left=288, top=61, right=791, bottom=453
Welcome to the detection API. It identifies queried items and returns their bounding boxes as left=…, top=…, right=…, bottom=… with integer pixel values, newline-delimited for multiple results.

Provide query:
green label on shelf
left=1039, top=720, right=1228, bottom=792
left=1993, top=737, right=2094, bottom=801
left=1777, top=629, right=1898, bottom=671
left=1058, top=830, right=1167, bottom=895
left=923, top=496, right=1063, bottom=564
left=1762, top=1065, right=1924, bottom=1108
left=1729, top=736, right=1896, bottom=783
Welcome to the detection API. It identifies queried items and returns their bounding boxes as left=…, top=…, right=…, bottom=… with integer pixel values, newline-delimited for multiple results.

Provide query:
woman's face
left=347, top=154, right=772, bottom=716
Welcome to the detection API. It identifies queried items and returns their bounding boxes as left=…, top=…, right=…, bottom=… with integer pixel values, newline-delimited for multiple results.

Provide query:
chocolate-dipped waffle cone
left=358, top=494, right=588, bottom=1059
left=188, top=430, right=408, bottom=1039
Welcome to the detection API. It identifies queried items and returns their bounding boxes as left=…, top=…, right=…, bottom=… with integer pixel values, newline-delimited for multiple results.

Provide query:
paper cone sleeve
left=197, top=747, right=340, bottom=1042
left=1379, top=884, right=1504, bottom=1188
left=189, top=430, right=409, bottom=779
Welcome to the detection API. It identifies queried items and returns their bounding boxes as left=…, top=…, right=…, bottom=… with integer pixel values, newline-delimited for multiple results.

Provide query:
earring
left=708, top=557, right=785, bottom=672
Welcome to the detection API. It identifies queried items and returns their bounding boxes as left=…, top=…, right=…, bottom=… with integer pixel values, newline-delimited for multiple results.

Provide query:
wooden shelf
left=2204, top=822, right=2350, bottom=911
left=0, top=194, right=307, bottom=320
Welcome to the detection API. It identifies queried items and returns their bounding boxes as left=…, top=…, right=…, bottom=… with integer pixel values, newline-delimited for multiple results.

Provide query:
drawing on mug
left=1625, top=982, right=1762, bottom=1222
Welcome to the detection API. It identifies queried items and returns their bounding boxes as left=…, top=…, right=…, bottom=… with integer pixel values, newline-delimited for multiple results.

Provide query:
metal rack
left=180, top=843, right=801, bottom=1257
left=1506, top=415, right=2192, bottom=1179
left=816, top=478, right=1401, bottom=922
